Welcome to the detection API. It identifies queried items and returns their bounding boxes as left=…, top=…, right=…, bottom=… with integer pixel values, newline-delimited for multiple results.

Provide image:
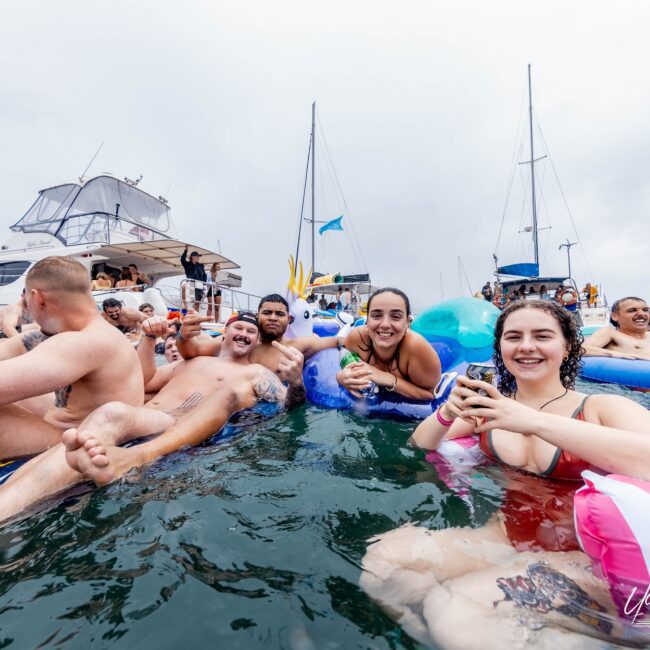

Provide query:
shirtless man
left=176, top=293, right=340, bottom=382
left=0, top=291, right=36, bottom=338
left=102, top=298, right=148, bottom=332
left=0, top=257, right=144, bottom=459
left=583, top=296, right=650, bottom=360
left=0, top=312, right=301, bottom=522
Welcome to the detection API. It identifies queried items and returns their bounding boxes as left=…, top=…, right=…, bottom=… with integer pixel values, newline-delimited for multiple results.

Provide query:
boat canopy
left=497, top=262, right=540, bottom=278
left=11, top=175, right=175, bottom=246
left=91, top=239, right=239, bottom=273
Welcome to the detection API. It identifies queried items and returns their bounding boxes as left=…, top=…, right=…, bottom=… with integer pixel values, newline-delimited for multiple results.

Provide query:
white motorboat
left=0, top=173, right=247, bottom=316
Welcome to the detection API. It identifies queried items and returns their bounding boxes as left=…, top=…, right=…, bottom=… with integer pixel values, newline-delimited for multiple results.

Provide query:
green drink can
left=339, top=351, right=361, bottom=369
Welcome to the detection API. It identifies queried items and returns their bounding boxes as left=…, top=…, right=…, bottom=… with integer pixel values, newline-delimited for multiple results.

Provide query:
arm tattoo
left=54, top=385, right=72, bottom=408
left=22, top=331, right=47, bottom=352
left=254, top=370, right=287, bottom=405
left=494, top=561, right=611, bottom=634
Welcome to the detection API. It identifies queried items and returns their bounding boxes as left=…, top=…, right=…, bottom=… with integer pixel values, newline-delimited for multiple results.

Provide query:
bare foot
left=63, top=428, right=125, bottom=485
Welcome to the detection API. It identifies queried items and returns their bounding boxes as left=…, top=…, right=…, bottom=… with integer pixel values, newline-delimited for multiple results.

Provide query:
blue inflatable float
left=580, top=357, right=650, bottom=392
left=304, top=298, right=497, bottom=419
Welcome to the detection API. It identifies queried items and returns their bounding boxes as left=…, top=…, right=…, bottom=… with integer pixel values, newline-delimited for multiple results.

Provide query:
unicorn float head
left=285, top=255, right=314, bottom=339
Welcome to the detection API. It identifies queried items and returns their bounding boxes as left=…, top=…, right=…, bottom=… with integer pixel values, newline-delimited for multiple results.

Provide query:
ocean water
left=0, top=380, right=647, bottom=649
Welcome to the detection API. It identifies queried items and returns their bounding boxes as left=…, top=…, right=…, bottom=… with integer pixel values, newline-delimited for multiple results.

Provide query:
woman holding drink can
left=360, top=299, right=650, bottom=646
left=336, top=288, right=441, bottom=400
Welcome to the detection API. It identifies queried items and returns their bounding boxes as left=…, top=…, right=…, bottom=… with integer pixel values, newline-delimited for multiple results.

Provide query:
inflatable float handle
left=434, top=371, right=458, bottom=400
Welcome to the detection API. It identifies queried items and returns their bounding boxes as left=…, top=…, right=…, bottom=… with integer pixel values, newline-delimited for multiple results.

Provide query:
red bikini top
left=479, top=396, right=592, bottom=481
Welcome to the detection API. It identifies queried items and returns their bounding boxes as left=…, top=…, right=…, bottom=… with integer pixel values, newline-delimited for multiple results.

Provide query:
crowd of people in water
left=0, top=254, right=648, bottom=645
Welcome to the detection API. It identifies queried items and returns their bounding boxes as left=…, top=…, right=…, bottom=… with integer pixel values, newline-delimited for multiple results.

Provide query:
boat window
left=0, top=261, right=31, bottom=286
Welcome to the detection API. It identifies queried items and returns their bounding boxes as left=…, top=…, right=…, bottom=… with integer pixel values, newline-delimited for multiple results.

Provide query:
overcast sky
left=1, top=0, right=648, bottom=310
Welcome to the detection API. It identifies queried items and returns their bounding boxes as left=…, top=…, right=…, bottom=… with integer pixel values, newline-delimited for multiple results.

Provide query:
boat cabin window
left=0, top=261, right=31, bottom=286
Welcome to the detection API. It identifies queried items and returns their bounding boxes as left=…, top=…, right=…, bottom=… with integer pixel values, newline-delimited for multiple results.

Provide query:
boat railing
left=178, top=279, right=261, bottom=322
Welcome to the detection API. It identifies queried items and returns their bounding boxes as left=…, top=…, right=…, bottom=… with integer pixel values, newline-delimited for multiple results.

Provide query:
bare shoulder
left=404, top=329, right=438, bottom=358
left=586, top=393, right=650, bottom=427
left=344, top=327, right=365, bottom=351
left=585, top=326, right=616, bottom=345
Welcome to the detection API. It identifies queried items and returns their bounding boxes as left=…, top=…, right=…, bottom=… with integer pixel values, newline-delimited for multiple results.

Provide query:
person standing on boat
left=336, top=288, right=441, bottom=400
left=128, top=264, right=146, bottom=291
left=180, top=247, right=207, bottom=311
left=206, top=262, right=222, bottom=321
left=318, top=294, right=328, bottom=311
left=583, top=296, right=650, bottom=360
left=481, top=282, right=493, bottom=302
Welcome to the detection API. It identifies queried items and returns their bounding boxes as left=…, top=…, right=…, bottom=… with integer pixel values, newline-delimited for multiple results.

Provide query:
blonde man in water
left=0, top=256, right=143, bottom=460
left=0, top=312, right=304, bottom=522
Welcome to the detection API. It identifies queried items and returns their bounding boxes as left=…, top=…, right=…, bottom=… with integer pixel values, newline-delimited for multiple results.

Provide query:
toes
left=83, top=437, right=100, bottom=451
left=91, top=454, right=110, bottom=468
left=87, top=445, right=106, bottom=459
left=62, top=428, right=80, bottom=449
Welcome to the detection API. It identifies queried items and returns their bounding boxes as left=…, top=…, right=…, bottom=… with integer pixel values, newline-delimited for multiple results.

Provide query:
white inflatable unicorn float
left=285, top=255, right=354, bottom=339
left=285, top=255, right=315, bottom=339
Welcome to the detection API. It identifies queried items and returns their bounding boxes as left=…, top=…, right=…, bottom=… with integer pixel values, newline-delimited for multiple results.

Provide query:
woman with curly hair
left=360, top=300, right=650, bottom=647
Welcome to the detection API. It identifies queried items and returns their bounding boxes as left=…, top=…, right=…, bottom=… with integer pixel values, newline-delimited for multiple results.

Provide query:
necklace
left=514, top=387, right=568, bottom=411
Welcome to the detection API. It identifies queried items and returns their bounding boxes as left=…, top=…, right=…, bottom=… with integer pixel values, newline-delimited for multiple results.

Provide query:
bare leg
left=0, top=402, right=174, bottom=523
left=72, top=386, right=240, bottom=485
left=422, top=551, right=620, bottom=649
left=0, top=404, right=61, bottom=459
left=360, top=520, right=516, bottom=646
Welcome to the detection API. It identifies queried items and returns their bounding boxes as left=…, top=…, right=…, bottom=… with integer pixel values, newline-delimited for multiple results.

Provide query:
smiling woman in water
left=336, top=288, right=441, bottom=401
left=361, top=299, right=650, bottom=647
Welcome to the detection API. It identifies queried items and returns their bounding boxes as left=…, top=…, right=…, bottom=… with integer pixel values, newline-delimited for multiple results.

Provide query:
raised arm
left=137, top=317, right=179, bottom=391
left=293, top=334, right=341, bottom=360
left=176, top=311, right=222, bottom=359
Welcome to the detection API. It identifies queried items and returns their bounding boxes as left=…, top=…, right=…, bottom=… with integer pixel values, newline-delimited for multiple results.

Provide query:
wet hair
left=366, top=287, right=411, bottom=317
left=610, top=296, right=646, bottom=328
left=164, top=332, right=178, bottom=344
left=139, top=302, right=154, bottom=312
left=493, top=299, right=584, bottom=396
left=102, top=298, right=122, bottom=311
left=26, top=256, right=91, bottom=295
left=258, top=294, right=289, bottom=311
left=360, top=288, right=412, bottom=374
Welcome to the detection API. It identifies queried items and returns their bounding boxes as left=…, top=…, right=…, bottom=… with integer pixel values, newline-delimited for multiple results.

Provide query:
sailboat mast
left=527, top=64, right=539, bottom=269
left=311, top=102, right=316, bottom=274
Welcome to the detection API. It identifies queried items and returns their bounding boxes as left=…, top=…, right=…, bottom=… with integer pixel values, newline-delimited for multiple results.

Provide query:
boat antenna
left=558, top=239, right=577, bottom=277
left=79, top=141, right=105, bottom=183
left=311, top=101, right=316, bottom=274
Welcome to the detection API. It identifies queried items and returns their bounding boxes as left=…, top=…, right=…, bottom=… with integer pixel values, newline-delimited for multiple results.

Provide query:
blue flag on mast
left=318, top=215, right=343, bottom=235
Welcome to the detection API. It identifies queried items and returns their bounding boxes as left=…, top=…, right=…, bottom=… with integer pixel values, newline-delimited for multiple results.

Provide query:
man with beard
left=0, top=312, right=302, bottom=521
left=0, top=257, right=144, bottom=459
left=102, top=298, right=148, bottom=333
left=176, top=294, right=340, bottom=387
left=584, top=296, right=650, bottom=360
